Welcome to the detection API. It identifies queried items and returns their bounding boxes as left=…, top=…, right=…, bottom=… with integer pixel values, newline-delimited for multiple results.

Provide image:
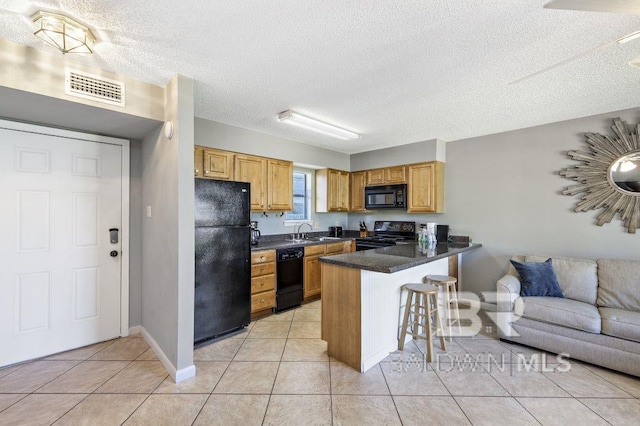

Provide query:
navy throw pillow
left=510, top=258, right=564, bottom=298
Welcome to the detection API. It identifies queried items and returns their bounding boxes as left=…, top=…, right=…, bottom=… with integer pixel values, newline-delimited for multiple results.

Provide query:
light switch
left=146, top=205, right=152, bottom=218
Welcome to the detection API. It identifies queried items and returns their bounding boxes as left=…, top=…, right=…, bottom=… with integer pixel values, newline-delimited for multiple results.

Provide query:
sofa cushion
left=600, top=307, right=640, bottom=343
left=515, top=296, right=601, bottom=333
left=526, top=255, right=598, bottom=305
left=510, top=259, right=564, bottom=297
left=597, top=259, right=640, bottom=312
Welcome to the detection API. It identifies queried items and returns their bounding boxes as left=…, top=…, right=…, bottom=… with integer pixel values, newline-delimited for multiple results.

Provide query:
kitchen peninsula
left=320, top=243, right=481, bottom=372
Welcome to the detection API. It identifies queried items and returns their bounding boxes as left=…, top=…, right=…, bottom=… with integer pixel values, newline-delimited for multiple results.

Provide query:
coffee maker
left=250, top=221, right=261, bottom=245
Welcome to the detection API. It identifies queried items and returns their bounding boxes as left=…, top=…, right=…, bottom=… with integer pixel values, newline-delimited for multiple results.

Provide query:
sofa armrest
left=497, top=274, right=521, bottom=312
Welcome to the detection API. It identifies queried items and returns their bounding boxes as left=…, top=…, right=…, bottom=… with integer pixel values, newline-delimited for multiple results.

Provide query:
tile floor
left=1, top=300, right=639, bottom=425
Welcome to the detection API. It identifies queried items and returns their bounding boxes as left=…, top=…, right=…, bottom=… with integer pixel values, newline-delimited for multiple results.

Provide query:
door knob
left=110, top=250, right=118, bottom=257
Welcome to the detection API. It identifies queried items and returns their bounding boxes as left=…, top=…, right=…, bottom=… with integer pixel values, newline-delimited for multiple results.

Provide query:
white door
left=0, top=121, right=128, bottom=367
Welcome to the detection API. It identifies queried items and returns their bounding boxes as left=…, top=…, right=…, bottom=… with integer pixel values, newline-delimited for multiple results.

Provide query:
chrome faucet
left=295, top=222, right=313, bottom=239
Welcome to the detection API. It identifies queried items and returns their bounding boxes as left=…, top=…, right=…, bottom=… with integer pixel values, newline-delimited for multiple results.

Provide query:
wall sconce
left=31, top=11, right=96, bottom=54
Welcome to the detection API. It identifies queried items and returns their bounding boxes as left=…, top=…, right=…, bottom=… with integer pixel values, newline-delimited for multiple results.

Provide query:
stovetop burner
left=355, top=221, right=416, bottom=251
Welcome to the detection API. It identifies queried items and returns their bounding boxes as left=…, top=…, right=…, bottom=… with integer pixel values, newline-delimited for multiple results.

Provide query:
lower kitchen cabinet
left=251, top=250, right=276, bottom=313
left=303, top=245, right=325, bottom=300
left=303, top=240, right=354, bottom=301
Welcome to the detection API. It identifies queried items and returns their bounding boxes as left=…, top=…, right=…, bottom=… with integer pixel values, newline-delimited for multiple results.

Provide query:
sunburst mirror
left=560, top=118, right=640, bottom=234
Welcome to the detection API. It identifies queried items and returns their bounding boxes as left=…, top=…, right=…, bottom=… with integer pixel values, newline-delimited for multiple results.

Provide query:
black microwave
left=364, top=184, right=407, bottom=209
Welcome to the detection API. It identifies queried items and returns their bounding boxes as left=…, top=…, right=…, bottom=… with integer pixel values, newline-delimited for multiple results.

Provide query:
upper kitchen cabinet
left=194, top=146, right=203, bottom=177
left=235, top=154, right=267, bottom=210
left=316, top=168, right=350, bottom=212
left=366, top=165, right=406, bottom=186
left=385, top=165, right=406, bottom=184
left=365, top=168, right=385, bottom=185
left=350, top=171, right=366, bottom=212
left=407, top=161, right=444, bottom=213
left=266, top=159, right=293, bottom=211
left=203, top=148, right=234, bottom=180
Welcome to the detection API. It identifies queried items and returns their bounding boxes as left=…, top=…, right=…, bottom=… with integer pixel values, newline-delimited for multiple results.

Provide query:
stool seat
left=398, top=283, right=446, bottom=362
left=425, top=275, right=460, bottom=341
left=425, top=275, right=457, bottom=284
left=404, top=283, right=439, bottom=294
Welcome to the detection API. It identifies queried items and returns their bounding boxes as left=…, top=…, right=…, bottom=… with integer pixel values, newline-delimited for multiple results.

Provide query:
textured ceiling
left=1, top=1, right=640, bottom=154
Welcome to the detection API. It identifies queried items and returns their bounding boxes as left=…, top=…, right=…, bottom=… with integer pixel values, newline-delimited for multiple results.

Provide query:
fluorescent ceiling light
left=31, top=11, right=96, bottom=54
left=277, top=110, right=360, bottom=140
left=629, top=54, right=640, bottom=68
left=618, top=31, right=640, bottom=44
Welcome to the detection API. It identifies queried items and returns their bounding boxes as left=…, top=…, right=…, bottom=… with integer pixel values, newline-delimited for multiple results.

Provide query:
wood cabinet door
left=366, top=168, right=385, bottom=185
left=338, top=171, right=350, bottom=211
left=203, top=148, right=234, bottom=180
left=235, top=154, right=267, bottom=210
left=407, top=162, right=444, bottom=213
left=385, top=166, right=406, bottom=184
left=194, top=146, right=203, bottom=177
left=304, top=255, right=322, bottom=298
left=267, top=159, right=293, bottom=211
left=328, top=169, right=341, bottom=211
left=350, top=171, right=366, bottom=211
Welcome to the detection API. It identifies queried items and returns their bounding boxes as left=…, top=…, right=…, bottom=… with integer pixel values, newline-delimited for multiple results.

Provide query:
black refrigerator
left=194, top=179, right=251, bottom=346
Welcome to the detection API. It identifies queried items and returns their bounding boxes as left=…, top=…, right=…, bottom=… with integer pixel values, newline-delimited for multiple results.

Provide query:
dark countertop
left=250, top=237, right=354, bottom=251
left=319, top=243, right=482, bottom=274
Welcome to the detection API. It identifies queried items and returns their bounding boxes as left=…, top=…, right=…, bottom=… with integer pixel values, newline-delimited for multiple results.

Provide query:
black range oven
left=355, top=221, right=416, bottom=251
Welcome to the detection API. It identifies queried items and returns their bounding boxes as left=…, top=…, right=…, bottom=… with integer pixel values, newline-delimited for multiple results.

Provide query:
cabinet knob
left=260, top=298, right=265, bottom=303
left=260, top=256, right=265, bottom=260
left=205, top=170, right=209, bottom=173
left=195, top=169, right=199, bottom=173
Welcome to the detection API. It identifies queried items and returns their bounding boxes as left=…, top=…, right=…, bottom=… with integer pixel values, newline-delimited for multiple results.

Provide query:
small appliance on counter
left=329, top=226, right=343, bottom=238
left=436, top=224, right=449, bottom=244
left=250, top=221, right=261, bottom=245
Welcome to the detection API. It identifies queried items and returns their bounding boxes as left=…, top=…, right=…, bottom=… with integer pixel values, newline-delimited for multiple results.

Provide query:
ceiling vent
left=65, top=68, right=125, bottom=107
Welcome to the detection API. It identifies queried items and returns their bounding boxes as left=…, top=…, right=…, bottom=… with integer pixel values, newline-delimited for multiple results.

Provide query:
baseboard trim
left=128, top=325, right=142, bottom=336
left=139, top=327, right=196, bottom=383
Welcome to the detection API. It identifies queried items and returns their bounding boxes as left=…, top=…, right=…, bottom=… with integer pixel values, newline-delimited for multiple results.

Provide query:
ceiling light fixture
left=618, top=31, right=640, bottom=44
left=31, top=11, right=96, bottom=54
left=277, top=110, right=360, bottom=140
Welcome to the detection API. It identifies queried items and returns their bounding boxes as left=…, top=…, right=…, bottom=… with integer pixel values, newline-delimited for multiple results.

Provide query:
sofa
left=497, top=255, right=640, bottom=377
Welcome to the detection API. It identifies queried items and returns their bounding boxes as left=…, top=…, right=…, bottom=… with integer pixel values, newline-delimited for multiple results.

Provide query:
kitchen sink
left=304, top=236, right=341, bottom=242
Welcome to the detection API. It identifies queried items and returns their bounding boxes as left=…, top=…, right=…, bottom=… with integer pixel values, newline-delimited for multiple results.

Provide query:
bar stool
left=426, top=275, right=460, bottom=341
left=398, top=283, right=446, bottom=362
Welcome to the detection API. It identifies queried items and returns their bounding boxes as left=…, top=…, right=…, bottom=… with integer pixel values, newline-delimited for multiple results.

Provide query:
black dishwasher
left=275, top=247, right=304, bottom=312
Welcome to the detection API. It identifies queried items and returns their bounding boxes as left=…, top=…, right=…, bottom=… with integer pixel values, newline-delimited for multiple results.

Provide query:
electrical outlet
left=314, top=221, right=318, bottom=229
left=146, top=205, right=152, bottom=218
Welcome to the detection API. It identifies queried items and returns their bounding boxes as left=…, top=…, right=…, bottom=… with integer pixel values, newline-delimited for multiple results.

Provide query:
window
left=285, top=171, right=310, bottom=221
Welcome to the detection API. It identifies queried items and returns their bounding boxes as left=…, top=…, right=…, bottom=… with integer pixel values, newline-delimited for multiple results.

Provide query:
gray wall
left=195, top=118, right=350, bottom=170
left=141, top=75, right=195, bottom=373
left=347, top=138, right=446, bottom=234
left=352, top=108, right=640, bottom=301
left=195, top=118, right=351, bottom=236
left=350, top=139, right=443, bottom=171
left=129, top=139, right=142, bottom=327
